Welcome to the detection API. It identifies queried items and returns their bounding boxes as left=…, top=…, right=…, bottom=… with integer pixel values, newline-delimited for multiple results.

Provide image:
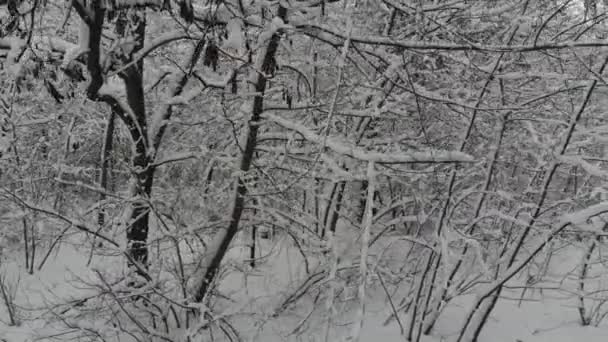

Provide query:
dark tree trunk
left=250, top=222, right=257, bottom=268
left=327, top=181, right=346, bottom=237
left=194, top=5, right=287, bottom=303
left=321, top=182, right=339, bottom=238
left=98, top=111, right=115, bottom=227
left=358, top=179, right=382, bottom=223
left=71, top=1, right=151, bottom=275
left=112, top=11, right=152, bottom=275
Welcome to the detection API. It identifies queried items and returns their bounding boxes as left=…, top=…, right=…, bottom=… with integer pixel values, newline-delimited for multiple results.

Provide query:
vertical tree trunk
left=29, top=223, right=35, bottom=274
left=321, top=182, right=339, bottom=238
left=98, top=110, right=115, bottom=227
left=22, top=217, right=29, bottom=271
left=314, top=178, right=320, bottom=234
left=250, top=222, right=257, bottom=268
left=326, top=181, right=346, bottom=237
left=117, top=12, right=152, bottom=275
left=358, top=180, right=367, bottom=222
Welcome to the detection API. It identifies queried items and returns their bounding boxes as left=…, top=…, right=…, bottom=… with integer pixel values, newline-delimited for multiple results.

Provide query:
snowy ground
left=2, top=232, right=608, bottom=342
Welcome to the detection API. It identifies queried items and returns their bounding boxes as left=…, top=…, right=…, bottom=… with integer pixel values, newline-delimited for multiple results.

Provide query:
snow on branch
left=297, top=22, right=608, bottom=53
left=76, top=0, right=176, bottom=12
left=98, top=0, right=162, bottom=9
left=109, top=30, right=194, bottom=77
left=1, top=30, right=191, bottom=76
left=293, top=0, right=342, bottom=8
left=262, top=113, right=474, bottom=164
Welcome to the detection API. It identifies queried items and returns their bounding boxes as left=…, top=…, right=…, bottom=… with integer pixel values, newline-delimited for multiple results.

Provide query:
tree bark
left=115, top=11, right=153, bottom=275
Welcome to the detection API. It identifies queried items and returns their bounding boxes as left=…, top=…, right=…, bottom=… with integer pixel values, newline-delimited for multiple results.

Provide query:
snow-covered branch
left=108, top=30, right=195, bottom=77
left=263, top=113, right=474, bottom=164
left=297, top=22, right=608, bottom=53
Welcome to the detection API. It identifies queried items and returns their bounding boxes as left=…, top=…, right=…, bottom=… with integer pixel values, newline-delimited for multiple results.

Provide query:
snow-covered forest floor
left=3, top=223, right=608, bottom=342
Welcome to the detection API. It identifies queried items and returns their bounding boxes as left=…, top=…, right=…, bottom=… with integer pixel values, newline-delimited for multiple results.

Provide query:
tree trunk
left=194, top=5, right=287, bottom=303
left=327, top=181, right=346, bottom=237
left=118, top=12, right=152, bottom=276
left=250, top=222, right=257, bottom=268
left=321, top=182, right=339, bottom=238
left=98, top=110, right=115, bottom=227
